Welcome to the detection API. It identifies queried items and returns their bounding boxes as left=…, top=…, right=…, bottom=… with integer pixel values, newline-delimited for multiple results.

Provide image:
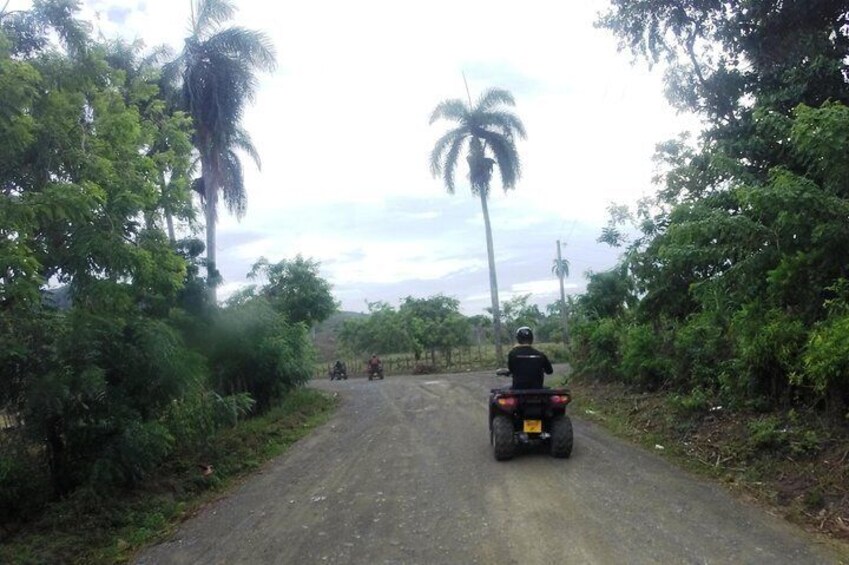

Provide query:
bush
left=206, top=298, right=314, bottom=412
left=727, top=304, right=806, bottom=404
left=0, top=439, right=49, bottom=524
left=801, top=312, right=849, bottom=407
left=618, top=324, right=672, bottom=390
left=570, top=317, right=622, bottom=380
left=667, top=387, right=712, bottom=416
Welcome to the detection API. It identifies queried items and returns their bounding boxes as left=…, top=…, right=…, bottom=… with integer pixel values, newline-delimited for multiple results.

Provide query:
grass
left=0, top=388, right=338, bottom=565
left=563, top=373, right=849, bottom=558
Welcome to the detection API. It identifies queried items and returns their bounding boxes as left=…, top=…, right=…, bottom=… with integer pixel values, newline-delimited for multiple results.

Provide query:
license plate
left=523, top=420, right=542, bottom=433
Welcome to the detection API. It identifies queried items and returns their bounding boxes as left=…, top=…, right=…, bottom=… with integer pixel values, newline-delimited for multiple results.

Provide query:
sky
left=17, top=0, right=702, bottom=314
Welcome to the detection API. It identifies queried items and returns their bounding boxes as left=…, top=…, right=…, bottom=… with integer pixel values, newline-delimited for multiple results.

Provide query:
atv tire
left=492, top=416, right=516, bottom=461
left=550, top=415, right=573, bottom=458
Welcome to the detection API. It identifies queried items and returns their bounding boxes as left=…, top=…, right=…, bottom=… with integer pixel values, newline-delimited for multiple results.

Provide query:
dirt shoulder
left=567, top=375, right=849, bottom=557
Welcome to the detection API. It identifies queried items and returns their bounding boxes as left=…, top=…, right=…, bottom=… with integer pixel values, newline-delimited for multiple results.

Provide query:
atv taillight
left=550, top=394, right=571, bottom=405
left=497, top=396, right=517, bottom=408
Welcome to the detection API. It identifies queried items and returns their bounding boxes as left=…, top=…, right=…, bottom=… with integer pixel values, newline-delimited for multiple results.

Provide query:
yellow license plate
left=523, top=420, right=542, bottom=433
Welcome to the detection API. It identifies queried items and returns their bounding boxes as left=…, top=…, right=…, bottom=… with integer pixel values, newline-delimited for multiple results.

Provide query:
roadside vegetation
left=0, top=1, right=336, bottom=562
left=565, top=0, right=849, bottom=543
left=332, top=293, right=569, bottom=371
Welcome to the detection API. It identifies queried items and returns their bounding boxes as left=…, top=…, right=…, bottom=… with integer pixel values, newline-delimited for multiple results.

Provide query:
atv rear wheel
left=492, top=416, right=516, bottom=461
left=550, top=415, right=573, bottom=458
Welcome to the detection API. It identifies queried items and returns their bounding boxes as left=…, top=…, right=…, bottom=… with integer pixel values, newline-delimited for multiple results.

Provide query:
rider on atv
left=367, top=354, right=383, bottom=376
left=507, top=327, right=553, bottom=389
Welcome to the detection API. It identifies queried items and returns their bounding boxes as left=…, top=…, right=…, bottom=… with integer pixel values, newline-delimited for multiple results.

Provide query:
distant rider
left=368, top=354, right=382, bottom=374
left=507, top=327, right=553, bottom=389
left=333, top=360, right=345, bottom=376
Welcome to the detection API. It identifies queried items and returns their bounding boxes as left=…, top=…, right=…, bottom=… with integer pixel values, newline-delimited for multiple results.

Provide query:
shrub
left=618, top=324, right=672, bottom=390
left=570, top=317, right=622, bottom=380
left=206, top=298, right=314, bottom=412
left=800, top=312, right=849, bottom=407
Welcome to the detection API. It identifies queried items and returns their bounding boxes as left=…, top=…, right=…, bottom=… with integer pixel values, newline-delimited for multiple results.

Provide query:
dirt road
left=136, top=370, right=841, bottom=564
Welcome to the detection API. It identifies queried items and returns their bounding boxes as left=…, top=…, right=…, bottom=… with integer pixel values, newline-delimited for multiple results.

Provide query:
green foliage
left=667, top=387, right=711, bottom=417
left=399, top=295, right=470, bottom=362
left=801, top=310, right=849, bottom=399
left=248, top=255, right=337, bottom=325
left=338, top=301, right=415, bottom=355
left=571, top=1, right=849, bottom=415
left=570, top=317, right=621, bottom=380
left=618, top=323, right=673, bottom=390
left=0, top=3, right=318, bottom=531
left=206, top=298, right=313, bottom=412
left=500, top=294, right=544, bottom=340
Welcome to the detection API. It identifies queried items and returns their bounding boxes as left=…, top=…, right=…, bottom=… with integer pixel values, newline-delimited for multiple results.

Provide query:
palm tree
left=166, top=0, right=276, bottom=301
left=552, top=253, right=570, bottom=343
left=429, top=87, right=526, bottom=363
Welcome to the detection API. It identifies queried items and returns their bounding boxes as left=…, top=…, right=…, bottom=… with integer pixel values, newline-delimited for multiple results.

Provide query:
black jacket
left=507, top=345, right=553, bottom=389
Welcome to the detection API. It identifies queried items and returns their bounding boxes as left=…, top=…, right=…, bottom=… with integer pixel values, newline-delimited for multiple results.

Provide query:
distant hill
left=312, top=311, right=367, bottom=362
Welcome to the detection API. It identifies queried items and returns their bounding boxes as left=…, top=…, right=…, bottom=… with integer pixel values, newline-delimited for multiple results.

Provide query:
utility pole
left=556, top=240, right=568, bottom=345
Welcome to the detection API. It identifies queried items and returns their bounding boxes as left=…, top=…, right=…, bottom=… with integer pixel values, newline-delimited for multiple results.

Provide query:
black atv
left=329, top=365, right=348, bottom=381
left=489, top=369, right=573, bottom=461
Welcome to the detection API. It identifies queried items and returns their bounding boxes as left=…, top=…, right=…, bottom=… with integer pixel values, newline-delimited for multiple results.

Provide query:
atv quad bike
left=489, top=369, right=573, bottom=461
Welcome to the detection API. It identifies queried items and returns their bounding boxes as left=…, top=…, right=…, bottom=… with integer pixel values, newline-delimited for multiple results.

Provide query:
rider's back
left=507, top=345, right=553, bottom=389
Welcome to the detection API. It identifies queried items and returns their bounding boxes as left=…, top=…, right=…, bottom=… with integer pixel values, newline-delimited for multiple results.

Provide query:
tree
left=166, top=0, right=276, bottom=301
left=572, top=1, right=849, bottom=408
left=552, top=243, right=570, bottom=344
left=0, top=1, right=201, bottom=495
left=500, top=294, right=544, bottom=342
left=247, top=255, right=337, bottom=326
left=399, top=295, right=470, bottom=364
left=429, top=86, right=526, bottom=363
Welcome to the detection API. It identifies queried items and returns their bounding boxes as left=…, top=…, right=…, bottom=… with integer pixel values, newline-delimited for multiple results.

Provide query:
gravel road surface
left=136, top=369, right=841, bottom=564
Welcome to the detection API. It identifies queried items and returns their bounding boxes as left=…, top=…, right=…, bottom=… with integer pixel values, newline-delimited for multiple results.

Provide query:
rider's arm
left=543, top=354, right=553, bottom=375
left=507, top=350, right=516, bottom=374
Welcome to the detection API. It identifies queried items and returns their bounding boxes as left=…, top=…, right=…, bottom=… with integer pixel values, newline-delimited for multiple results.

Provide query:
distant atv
left=367, top=363, right=384, bottom=381
left=329, top=364, right=348, bottom=381
left=489, top=369, right=573, bottom=461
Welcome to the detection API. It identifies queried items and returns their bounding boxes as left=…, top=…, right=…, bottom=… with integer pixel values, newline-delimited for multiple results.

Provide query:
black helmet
left=516, top=326, right=534, bottom=344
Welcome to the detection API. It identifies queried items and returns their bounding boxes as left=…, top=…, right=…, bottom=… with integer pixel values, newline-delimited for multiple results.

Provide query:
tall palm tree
left=429, top=87, right=526, bottom=362
left=552, top=255, right=570, bottom=343
left=166, top=0, right=276, bottom=301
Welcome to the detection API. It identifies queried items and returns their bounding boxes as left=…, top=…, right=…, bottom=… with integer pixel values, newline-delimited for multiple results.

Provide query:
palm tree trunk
left=165, top=209, right=176, bottom=244
left=203, top=162, right=218, bottom=304
left=558, top=273, right=568, bottom=344
left=556, top=242, right=568, bottom=344
left=161, top=170, right=177, bottom=243
left=479, top=188, right=504, bottom=363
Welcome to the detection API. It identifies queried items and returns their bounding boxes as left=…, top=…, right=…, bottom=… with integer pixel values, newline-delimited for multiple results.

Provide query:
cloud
left=59, top=0, right=701, bottom=315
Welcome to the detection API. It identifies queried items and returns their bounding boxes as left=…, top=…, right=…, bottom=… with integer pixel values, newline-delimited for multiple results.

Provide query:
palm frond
left=441, top=136, right=465, bottom=194
left=429, top=127, right=465, bottom=176
left=478, top=110, right=527, bottom=139
left=204, top=27, right=277, bottom=72
left=220, top=149, right=246, bottom=218
left=475, top=88, right=515, bottom=112
left=477, top=130, right=521, bottom=190
left=142, top=43, right=175, bottom=68
left=429, top=99, right=468, bottom=125
left=552, top=258, right=570, bottom=278
left=194, top=0, right=236, bottom=35
left=231, top=126, right=261, bottom=170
